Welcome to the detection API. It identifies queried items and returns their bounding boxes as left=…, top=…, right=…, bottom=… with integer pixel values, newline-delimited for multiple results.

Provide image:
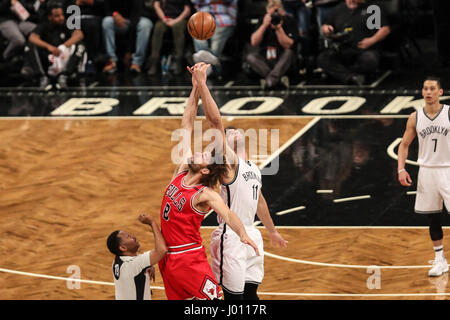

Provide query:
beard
left=188, top=163, right=203, bottom=173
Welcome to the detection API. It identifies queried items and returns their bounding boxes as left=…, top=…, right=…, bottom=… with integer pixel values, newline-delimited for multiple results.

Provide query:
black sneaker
left=350, top=75, right=365, bottom=87
left=56, top=74, right=68, bottom=91
left=39, top=76, right=52, bottom=91
left=280, top=76, right=290, bottom=89
left=147, top=57, right=160, bottom=76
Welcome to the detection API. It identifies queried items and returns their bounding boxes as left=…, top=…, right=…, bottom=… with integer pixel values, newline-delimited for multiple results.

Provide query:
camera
left=327, top=27, right=353, bottom=52
left=271, top=9, right=282, bottom=25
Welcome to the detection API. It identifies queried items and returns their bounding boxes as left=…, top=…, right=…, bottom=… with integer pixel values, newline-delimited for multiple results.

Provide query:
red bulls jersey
left=160, top=171, right=209, bottom=248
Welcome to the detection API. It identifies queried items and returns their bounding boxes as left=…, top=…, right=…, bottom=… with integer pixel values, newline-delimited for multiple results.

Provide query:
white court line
left=259, top=292, right=450, bottom=297
left=276, top=206, right=306, bottom=216
left=0, top=115, right=411, bottom=120
left=387, top=138, right=419, bottom=166
left=316, top=190, right=333, bottom=194
left=203, top=209, right=215, bottom=220
left=263, top=252, right=433, bottom=269
left=333, top=195, right=371, bottom=203
left=200, top=226, right=450, bottom=229
left=407, top=191, right=417, bottom=195
left=201, top=226, right=450, bottom=229
left=0, top=268, right=107, bottom=287
left=0, top=267, right=164, bottom=289
left=369, top=70, right=392, bottom=88
left=1, top=267, right=447, bottom=297
left=259, top=117, right=321, bottom=169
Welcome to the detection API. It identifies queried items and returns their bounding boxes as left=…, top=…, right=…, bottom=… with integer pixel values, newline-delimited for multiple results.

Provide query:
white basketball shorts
left=415, top=166, right=450, bottom=214
left=210, top=225, right=264, bottom=294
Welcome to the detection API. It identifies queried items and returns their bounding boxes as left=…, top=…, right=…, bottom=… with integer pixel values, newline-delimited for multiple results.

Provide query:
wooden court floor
left=0, top=117, right=448, bottom=300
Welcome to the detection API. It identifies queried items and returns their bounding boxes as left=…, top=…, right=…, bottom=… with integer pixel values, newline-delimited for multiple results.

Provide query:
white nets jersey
left=211, top=157, right=265, bottom=293
left=416, top=104, right=450, bottom=167
left=218, top=157, right=262, bottom=227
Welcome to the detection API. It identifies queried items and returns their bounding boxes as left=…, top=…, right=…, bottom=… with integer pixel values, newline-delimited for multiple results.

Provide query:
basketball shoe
left=428, top=258, right=449, bottom=277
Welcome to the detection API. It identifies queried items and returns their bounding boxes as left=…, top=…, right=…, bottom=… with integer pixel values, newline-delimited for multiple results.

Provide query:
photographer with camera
left=246, top=0, right=298, bottom=89
left=317, top=0, right=390, bottom=86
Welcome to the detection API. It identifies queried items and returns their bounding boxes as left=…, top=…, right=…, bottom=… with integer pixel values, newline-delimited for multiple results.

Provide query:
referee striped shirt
left=112, top=251, right=152, bottom=300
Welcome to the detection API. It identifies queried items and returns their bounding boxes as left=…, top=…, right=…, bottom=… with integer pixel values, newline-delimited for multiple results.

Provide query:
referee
left=107, top=214, right=167, bottom=300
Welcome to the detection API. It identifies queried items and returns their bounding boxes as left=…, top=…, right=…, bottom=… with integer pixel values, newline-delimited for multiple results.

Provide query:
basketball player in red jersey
left=158, top=65, right=260, bottom=300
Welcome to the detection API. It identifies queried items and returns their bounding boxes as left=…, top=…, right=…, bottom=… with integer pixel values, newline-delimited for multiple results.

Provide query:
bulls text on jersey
left=165, top=184, right=187, bottom=211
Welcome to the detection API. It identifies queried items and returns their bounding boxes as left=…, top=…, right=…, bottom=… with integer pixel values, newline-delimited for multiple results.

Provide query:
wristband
left=398, top=168, right=406, bottom=174
left=113, top=11, right=118, bottom=17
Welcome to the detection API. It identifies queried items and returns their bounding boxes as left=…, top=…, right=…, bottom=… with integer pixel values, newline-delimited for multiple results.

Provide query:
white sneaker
left=428, top=258, right=449, bottom=277
left=193, top=50, right=220, bottom=66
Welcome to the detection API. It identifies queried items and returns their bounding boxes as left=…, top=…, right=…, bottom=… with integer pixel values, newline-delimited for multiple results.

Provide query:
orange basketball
left=187, top=12, right=216, bottom=40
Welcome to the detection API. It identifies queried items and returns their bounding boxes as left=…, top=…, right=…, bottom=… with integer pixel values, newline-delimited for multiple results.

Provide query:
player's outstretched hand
left=187, top=62, right=208, bottom=87
left=398, top=170, right=412, bottom=187
left=138, top=214, right=155, bottom=226
left=192, top=63, right=210, bottom=85
left=240, top=234, right=260, bottom=256
left=268, top=230, right=288, bottom=248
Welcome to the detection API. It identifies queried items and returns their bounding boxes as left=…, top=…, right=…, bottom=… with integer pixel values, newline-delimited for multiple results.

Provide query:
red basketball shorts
left=158, top=246, right=222, bottom=300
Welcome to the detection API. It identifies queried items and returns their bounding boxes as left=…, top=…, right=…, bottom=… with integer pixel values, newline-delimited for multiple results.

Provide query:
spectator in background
left=430, top=0, right=450, bottom=67
left=282, top=0, right=311, bottom=52
left=246, top=0, right=297, bottom=89
left=102, top=0, right=153, bottom=73
left=317, top=0, right=390, bottom=85
left=0, top=0, right=38, bottom=61
left=64, top=0, right=104, bottom=73
left=147, top=0, right=191, bottom=76
left=25, top=1, right=85, bottom=90
left=314, top=0, right=341, bottom=28
left=190, top=0, right=237, bottom=77
left=282, top=0, right=313, bottom=56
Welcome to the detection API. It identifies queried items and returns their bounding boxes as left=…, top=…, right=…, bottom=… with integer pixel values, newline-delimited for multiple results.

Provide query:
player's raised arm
left=191, top=63, right=238, bottom=169
left=138, top=214, right=168, bottom=266
left=172, top=72, right=201, bottom=179
left=196, top=188, right=260, bottom=256
left=257, top=192, right=288, bottom=248
left=397, top=112, right=417, bottom=187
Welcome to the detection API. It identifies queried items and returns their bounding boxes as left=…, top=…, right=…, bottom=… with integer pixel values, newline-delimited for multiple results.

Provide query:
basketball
left=187, top=12, right=216, bottom=40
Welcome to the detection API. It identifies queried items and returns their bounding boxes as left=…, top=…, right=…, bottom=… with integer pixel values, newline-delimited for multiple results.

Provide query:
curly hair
left=199, top=151, right=229, bottom=188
